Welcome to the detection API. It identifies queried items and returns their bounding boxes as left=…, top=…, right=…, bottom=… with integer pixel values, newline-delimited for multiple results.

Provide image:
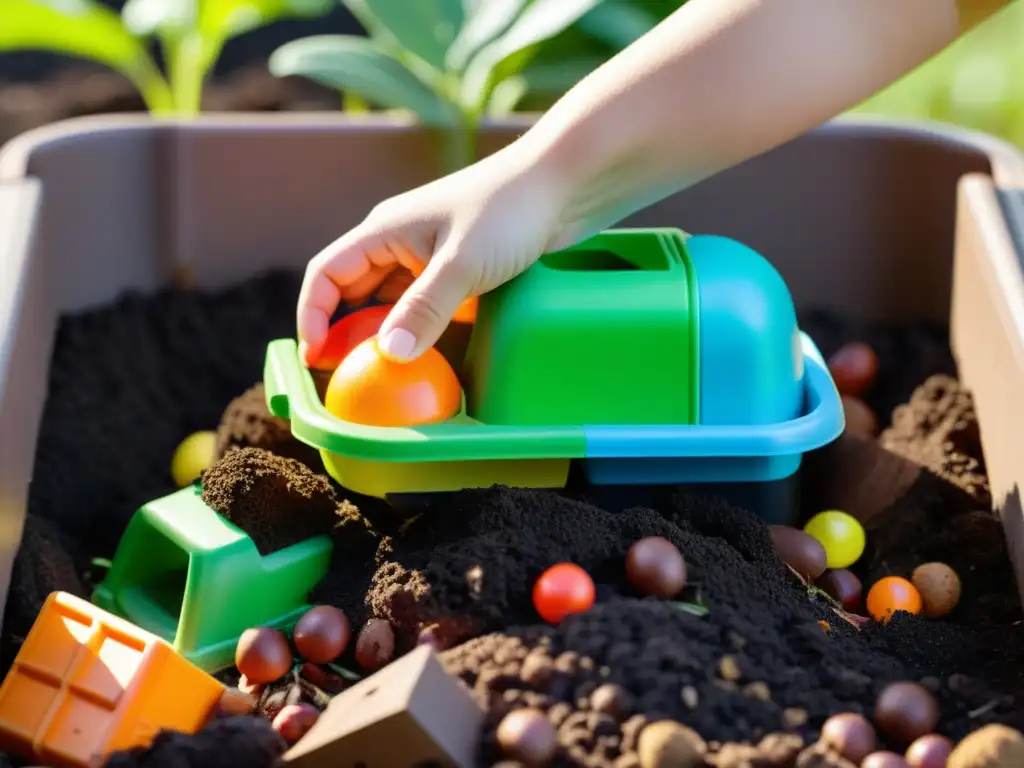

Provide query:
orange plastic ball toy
left=533, top=563, right=596, bottom=624
left=309, top=304, right=393, bottom=371
left=324, top=337, right=462, bottom=427
left=866, top=576, right=922, bottom=623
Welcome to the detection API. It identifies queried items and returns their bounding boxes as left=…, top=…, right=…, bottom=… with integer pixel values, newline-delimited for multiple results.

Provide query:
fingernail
left=298, top=340, right=311, bottom=365
left=378, top=328, right=416, bottom=361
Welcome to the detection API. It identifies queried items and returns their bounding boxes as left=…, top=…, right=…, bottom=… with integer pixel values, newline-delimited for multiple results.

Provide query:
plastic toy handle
left=264, top=339, right=316, bottom=421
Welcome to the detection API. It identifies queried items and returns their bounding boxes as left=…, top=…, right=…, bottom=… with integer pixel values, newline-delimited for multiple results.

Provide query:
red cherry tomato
left=533, top=563, right=596, bottom=624
left=309, top=304, right=393, bottom=371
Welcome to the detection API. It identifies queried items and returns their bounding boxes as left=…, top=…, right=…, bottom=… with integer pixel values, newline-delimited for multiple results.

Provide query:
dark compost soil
left=4, top=270, right=1024, bottom=768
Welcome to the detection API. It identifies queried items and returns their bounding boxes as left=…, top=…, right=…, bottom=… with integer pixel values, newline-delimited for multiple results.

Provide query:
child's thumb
left=376, top=250, right=474, bottom=362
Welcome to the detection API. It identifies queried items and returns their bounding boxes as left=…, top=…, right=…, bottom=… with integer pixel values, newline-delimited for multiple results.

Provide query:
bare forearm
left=517, top=0, right=960, bottom=238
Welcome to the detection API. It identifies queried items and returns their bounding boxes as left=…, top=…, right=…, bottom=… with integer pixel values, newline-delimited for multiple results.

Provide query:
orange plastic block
left=0, top=591, right=225, bottom=768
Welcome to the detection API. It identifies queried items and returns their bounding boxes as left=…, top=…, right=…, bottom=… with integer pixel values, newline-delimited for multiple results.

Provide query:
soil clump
left=200, top=446, right=346, bottom=554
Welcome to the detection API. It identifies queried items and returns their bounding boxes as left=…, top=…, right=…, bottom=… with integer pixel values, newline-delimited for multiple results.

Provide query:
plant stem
left=438, top=109, right=478, bottom=175
left=128, top=56, right=175, bottom=115
left=166, top=34, right=208, bottom=116
left=343, top=92, right=372, bottom=113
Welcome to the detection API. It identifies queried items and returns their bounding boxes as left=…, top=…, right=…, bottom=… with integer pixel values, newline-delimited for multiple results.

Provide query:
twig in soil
left=399, top=514, right=423, bottom=534
left=831, top=607, right=870, bottom=630
left=327, top=662, right=363, bottom=682
left=968, top=697, right=1013, bottom=719
left=670, top=601, right=709, bottom=617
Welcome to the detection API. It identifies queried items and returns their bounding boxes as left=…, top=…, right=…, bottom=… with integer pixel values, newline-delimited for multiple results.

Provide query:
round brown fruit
left=590, top=683, right=632, bottom=721
left=293, top=605, right=351, bottom=664
left=874, top=683, right=940, bottom=745
left=948, top=724, right=1024, bottom=767
left=625, top=537, right=687, bottom=598
left=769, top=526, right=827, bottom=582
left=272, top=703, right=320, bottom=744
left=828, top=342, right=879, bottom=397
left=841, top=395, right=879, bottom=437
left=820, top=712, right=876, bottom=764
left=354, top=618, right=395, bottom=672
left=862, top=751, right=909, bottom=768
left=235, top=627, right=293, bottom=684
left=911, top=562, right=962, bottom=619
left=496, top=708, right=557, bottom=766
left=905, top=734, right=954, bottom=768
left=817, top=569, right=863, bottom=612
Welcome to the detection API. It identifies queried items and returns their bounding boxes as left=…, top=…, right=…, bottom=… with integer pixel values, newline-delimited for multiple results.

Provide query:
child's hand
left=297, top=146, right=572, bottom=365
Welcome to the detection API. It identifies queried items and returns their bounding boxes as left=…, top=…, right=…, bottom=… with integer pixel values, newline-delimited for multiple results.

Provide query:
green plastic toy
left=465, top=229, right=699, bottom=425
left=93, top=486, right=332, bottom=672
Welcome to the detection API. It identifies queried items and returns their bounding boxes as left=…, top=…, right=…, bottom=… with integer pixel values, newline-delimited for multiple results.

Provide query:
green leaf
left=344, top=0, right=464, bottom=72
left=200, top=0, right=333, bottom=43
left=485, top=77, right=528, bottom=115
left=670, top=601, right=709, bottom=617
left=269, top=35, right=458, bottom=125
left=461, top=0, right=608, bottom=109
left=446, top=0, right=528, bottom=73
left=577, top=0, right=659, bottom=49
left=0, top=0, right=151, bottom=73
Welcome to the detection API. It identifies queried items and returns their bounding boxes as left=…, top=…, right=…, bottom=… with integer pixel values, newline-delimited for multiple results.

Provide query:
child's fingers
left=377, top=241, right=476, bottom=362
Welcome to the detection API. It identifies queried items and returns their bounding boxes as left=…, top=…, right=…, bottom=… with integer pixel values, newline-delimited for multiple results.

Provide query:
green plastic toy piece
left=93, top=487, right=332, bottom=672
left=465, top=229, right=700, bottom=425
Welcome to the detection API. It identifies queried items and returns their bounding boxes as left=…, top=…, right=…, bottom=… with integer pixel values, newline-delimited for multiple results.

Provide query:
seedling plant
left=0, top=0, right=332, bottom=114
left=269, top=0, right=669, bottom=171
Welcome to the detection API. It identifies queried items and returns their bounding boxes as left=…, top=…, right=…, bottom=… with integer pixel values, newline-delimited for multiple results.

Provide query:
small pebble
left=769, top=526, right=828, bottom=582
left=783, top=708, right=808, bottom=728
left=496, top=708, right=558, bottom=766
left=875, top=683, right=940, bottom=745
left=216, top=687, right=257, bottom=717
left=906, top=734, right=954, bottom=768
left=718, top=656, right=742, bottom=682
left=625, top=537, right=688, bottom=598
left=292, top=605, right=351, bottom=663
left=828, top=341, right=879, bottom=397
left=841, top=395, right=879, bottom=436
left=948, top=724, right=1024, bottom=767
left=354, top=618, right=395, bottom=671
left=417, top=625, right=446, bottom=651
left=863, top=751, right=910, bottom=768
left=757, top=733, right=804, bottom=763
left=591, top=684, right=632, bottom=720
left=818, top=569, right=864, bottom=612
left=272, top=702, right=320, bottom=744
left=235, top=627, right=293, bottom=684
left=911, top=562, right=962, bottom=618
left=821, top=712, right=877, bottom=764
left=637, top=721, right=705, bottom=768
left=238, top=674, right=264, bottom=698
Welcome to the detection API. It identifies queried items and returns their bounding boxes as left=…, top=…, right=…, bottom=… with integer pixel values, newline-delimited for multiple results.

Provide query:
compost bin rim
left=1, top=113, right=1024, bottom=182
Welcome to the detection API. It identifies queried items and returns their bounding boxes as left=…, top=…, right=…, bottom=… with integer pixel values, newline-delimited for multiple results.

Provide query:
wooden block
left=283, top=645, right=484, bottom=768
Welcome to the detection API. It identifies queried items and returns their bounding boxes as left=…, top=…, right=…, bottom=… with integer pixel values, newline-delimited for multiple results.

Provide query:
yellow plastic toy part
left=320, top=449, right=570, bottom=499
left=0, top=591, right=225, bottom=768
